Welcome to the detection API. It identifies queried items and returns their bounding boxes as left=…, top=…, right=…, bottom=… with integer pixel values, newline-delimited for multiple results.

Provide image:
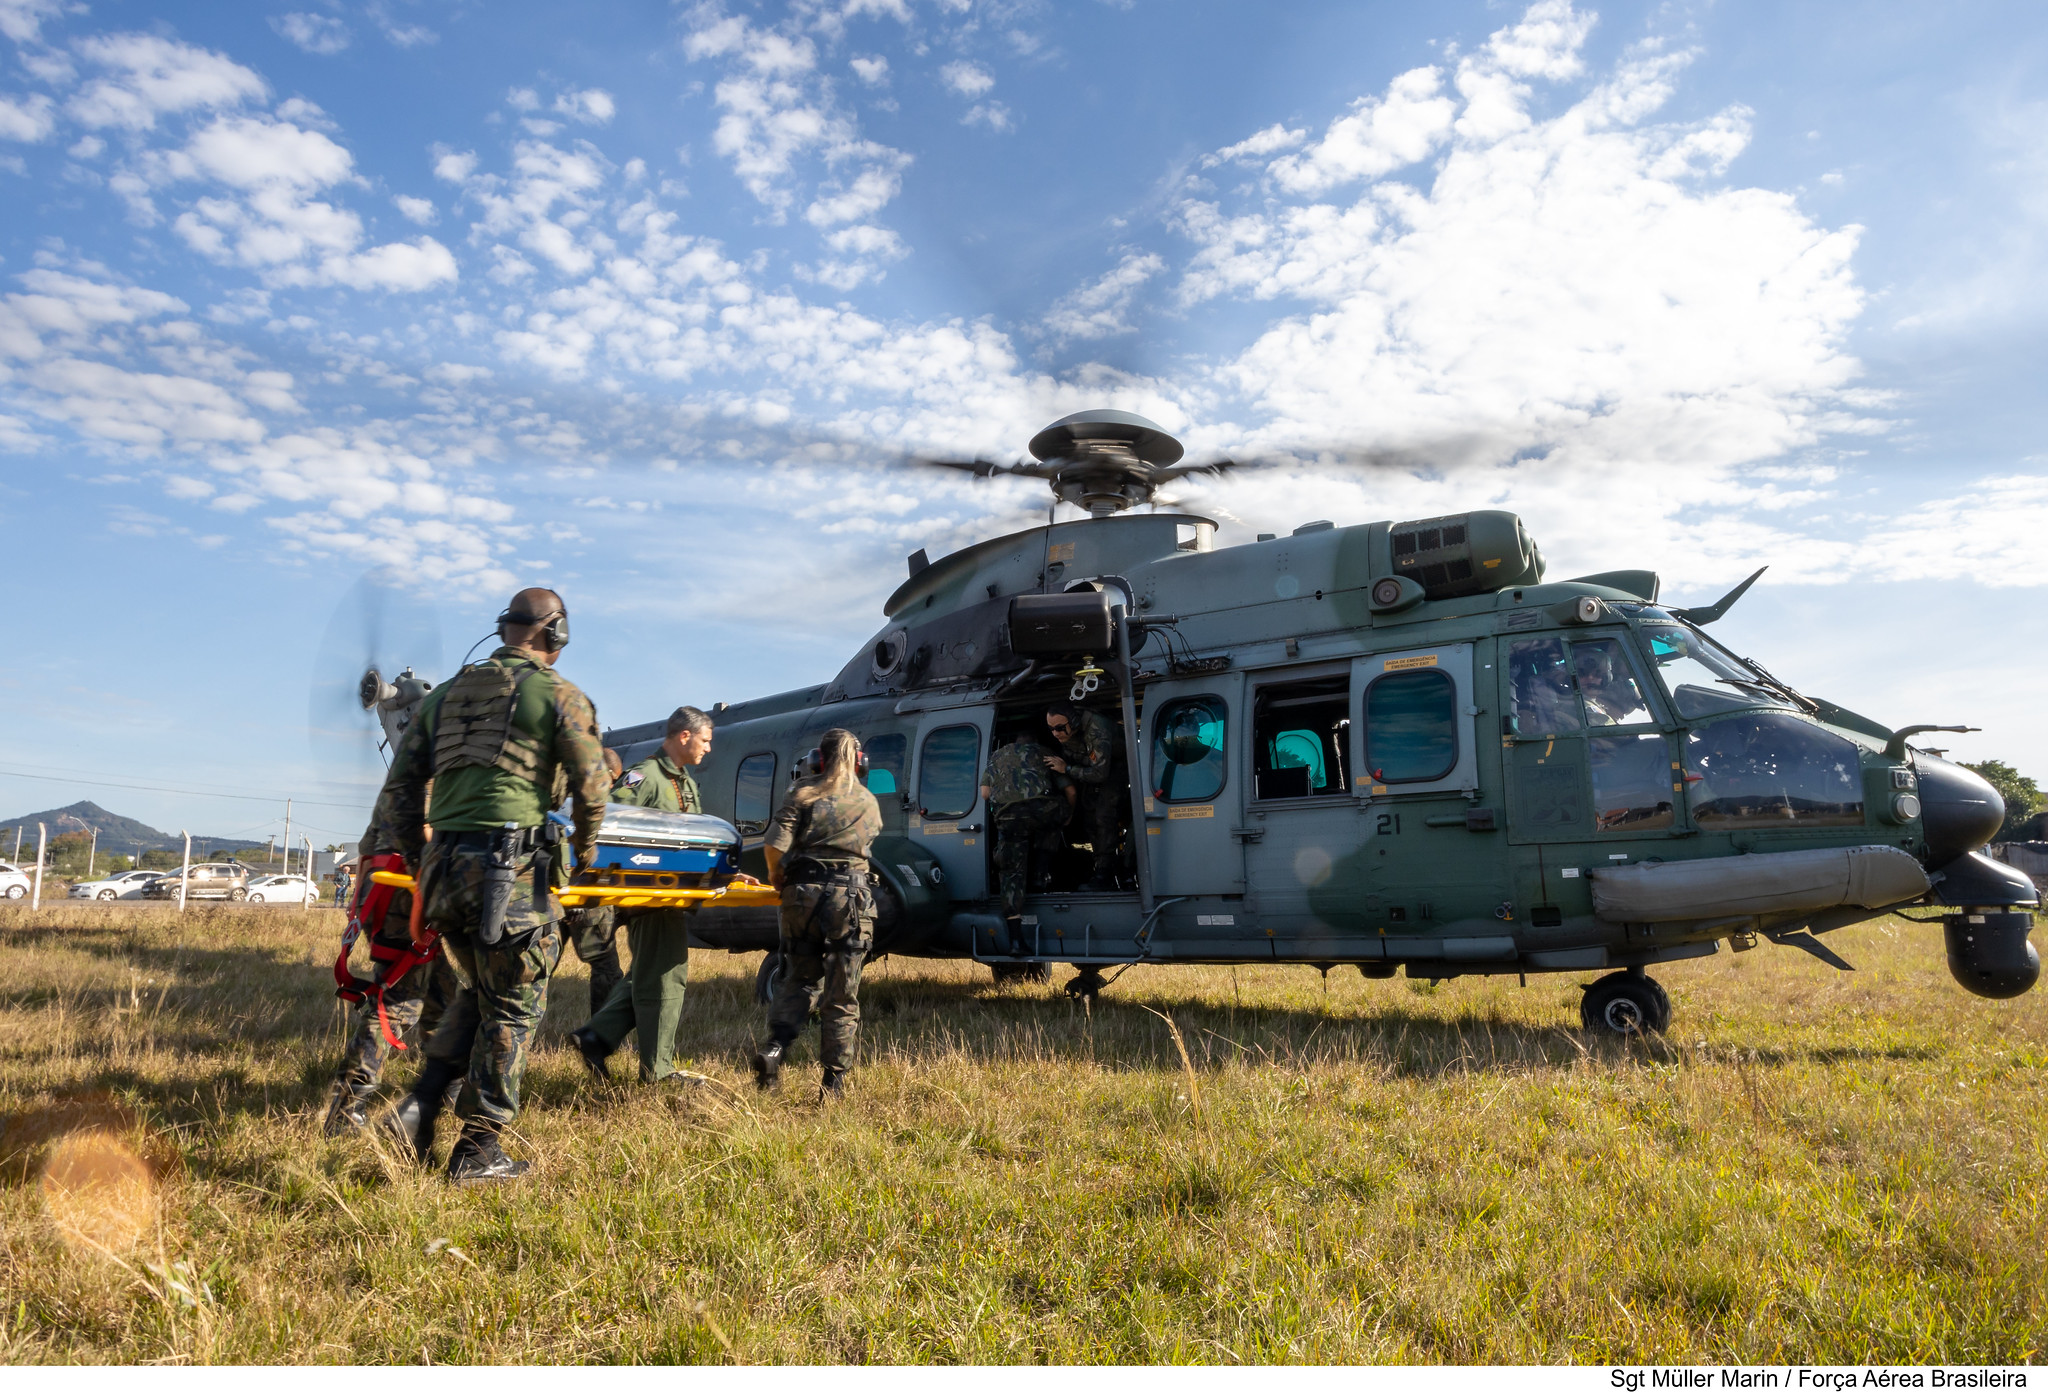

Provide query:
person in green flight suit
left=378, top=587, right=609, bottom=1182
left=570, top=704, right=715, bottom=1085
left=559, top=746, right=627, bottom=1022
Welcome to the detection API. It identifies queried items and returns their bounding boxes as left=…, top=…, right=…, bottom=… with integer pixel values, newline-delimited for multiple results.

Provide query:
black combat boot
left=321, top=1078, right=380, bottom=1136
left=446, top=1124, right=528, bottom=1183
left=381, top=1056, right=457, bottom=1164
left=569, top=1025, right=612, bottom=1083
left=751, top=1038, right=786, bottom=1091
left=818, top=1068, right=847, bottom=1102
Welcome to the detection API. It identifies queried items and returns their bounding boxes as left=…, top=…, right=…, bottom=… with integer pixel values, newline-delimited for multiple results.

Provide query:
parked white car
left=69, top=869, right=166, bottom=901
left=0, top=861, right=30, bottom=899
left=247, top=874, right=319, bottom=906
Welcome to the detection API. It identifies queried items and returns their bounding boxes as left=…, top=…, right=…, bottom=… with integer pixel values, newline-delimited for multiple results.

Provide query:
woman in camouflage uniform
left=751, top=728, right=882, bottom=1099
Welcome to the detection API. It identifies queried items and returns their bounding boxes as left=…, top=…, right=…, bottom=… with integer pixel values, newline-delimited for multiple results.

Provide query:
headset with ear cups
left=497, top=602, right=571, bottom=652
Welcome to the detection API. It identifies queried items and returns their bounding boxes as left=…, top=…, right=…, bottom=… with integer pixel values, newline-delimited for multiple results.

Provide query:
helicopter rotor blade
left=308, top=571, right=443, bottom=781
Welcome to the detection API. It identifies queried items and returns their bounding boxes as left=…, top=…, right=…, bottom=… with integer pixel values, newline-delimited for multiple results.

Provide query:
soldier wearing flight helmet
left=380, top=588, right=609, bottom=1182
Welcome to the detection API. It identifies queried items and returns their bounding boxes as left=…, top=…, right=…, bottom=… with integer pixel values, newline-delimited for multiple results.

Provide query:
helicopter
left=360, top=408, right=2040, bottom=1036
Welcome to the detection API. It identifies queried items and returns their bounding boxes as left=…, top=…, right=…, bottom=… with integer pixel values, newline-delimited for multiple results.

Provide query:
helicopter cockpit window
left=1507, top=638, right=1579, bottom=736
left=1588, top=733, right=1676, bottom=832
left=1682, top=712, right=1864, bottom=827
left=1363, top=669, right=1457, bottom=783
left=734, top=753, right=776, bottom=836
left=1152, top=696, right=1228, bottom=803
left=1252, top=675, right=1348, bottom=800
left=864, top=732, right=907, bottom=798
left=918, top=725, right=982, bottom=820
left=1640, top=622, right=1795, bottom=721
left=1571, top=639, right=1654, bottom=727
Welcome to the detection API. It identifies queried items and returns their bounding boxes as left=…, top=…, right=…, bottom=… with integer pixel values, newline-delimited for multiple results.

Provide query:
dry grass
left=0, top=900, right=2044, bottom=1364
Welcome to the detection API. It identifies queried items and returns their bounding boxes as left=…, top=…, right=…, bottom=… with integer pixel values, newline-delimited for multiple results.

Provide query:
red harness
left=333, top=852, right=441, bottom=1051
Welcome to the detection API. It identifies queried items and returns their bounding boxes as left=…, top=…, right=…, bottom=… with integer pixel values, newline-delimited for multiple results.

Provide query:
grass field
left=0, top=901, right=2043, bottom=1365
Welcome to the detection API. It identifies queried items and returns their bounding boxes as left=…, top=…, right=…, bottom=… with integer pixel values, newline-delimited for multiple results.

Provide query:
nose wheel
left=1580, top=970, right=1672, bottom=1036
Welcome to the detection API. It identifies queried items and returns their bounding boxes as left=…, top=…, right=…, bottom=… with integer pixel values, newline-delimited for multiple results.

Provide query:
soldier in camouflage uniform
left=560, top=747, right=626, bottom=1021
left=1045, top=701, right=1128, bottom=890
left=571, top=706, right=714, bottom=1086
left=751, top=729, right=882, bottom=1099
left=980, top=730, right=1072, bottom=956
left=320, top=787, right=462, bottom=1135
left=379, top=588, right=609, bottom=1182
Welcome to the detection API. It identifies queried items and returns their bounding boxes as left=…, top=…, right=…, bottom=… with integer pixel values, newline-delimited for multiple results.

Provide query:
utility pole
left=282, top=799, right=293, bottom=878
left=302, top=834, right=315, bottom=912
left=31, top=823, right=45, bottom=912
left=87, top=828, right=97, bottom=879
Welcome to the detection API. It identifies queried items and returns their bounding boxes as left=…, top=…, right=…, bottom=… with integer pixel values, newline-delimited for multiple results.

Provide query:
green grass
left=1, top=900, right=2043, bottom=1364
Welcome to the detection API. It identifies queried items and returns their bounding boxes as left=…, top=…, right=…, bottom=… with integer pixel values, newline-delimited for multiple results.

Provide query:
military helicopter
left=364, top=409, right=2041, bottom=1035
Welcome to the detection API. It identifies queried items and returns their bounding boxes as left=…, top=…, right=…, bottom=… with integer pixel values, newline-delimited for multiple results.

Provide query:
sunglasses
left=1048, top=720, right=1071, bottom=733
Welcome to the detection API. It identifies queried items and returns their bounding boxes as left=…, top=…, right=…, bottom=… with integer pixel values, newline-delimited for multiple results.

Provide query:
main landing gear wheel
left=990, top=962, right=1051, bottom=985
left=755, top=952, right=784, bottom=1006
left=1580, top=970, right=1672, bottom=1037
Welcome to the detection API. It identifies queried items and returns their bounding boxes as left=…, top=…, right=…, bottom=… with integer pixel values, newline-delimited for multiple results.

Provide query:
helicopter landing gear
left=990, top=961, right=1051, bottom=986
left=1580, top=969, right=1672, bottom=1037
left=1065, top=966, right=1109, bottom=1000
left=754, top=952, right=784, bottom=1007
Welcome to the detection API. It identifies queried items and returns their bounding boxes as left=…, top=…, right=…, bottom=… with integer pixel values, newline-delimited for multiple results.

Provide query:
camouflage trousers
left=332, top=948, right=461, bottom=1090
left=1073, top=782, right=1127, bottom=881
left=418, top=834, right=562, bottom=1131
left=993, top=796, right=1070, bottom=919
left=562, top=904, right=623, bottom=1017
left=766, top=878, right=875, bottom=1074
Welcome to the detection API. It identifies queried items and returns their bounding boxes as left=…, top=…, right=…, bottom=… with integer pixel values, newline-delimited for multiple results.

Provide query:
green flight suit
left=584, top=750, right=703, bottom=1081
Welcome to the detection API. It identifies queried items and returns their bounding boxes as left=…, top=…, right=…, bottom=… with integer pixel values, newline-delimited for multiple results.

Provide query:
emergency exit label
left=1384, top=654, right=1439, bottom=671
left=1168, top=805, right=1215, bottom=820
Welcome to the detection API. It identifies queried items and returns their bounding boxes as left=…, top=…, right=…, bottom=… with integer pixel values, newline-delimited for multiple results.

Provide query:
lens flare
left=40, top=1127, right=156, bottom=1256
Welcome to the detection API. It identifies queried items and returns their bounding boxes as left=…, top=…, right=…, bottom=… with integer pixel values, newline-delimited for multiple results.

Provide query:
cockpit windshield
left=1637, top=620, right=1797, bottom=721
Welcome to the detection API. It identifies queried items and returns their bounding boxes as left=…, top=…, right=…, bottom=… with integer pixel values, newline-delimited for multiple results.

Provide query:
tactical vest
left=432, top=661, right=547, bottom=782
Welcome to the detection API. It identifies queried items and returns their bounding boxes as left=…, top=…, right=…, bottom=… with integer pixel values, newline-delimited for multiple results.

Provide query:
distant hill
left=0, top=801, right=269, bottom=856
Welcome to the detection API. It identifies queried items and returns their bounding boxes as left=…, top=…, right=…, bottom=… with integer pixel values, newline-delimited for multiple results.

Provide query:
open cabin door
left=908, top=706, right=994, bottom=902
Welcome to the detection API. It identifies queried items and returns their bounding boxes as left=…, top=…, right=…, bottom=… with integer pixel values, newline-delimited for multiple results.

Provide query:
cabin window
left=1683, top=712, right=1864, bottom=827
left=1507, top=637, right=1579, bottom=736
left=1641, top=622, right=1797, bottom=720
left=1363, top=669, right=1457, bottom=783
left=918, top=725, right=981, bottom=820
left=1151, top=696, right=1228, bottom=803
left=1588, top=734, right=1676, bottom=832
left=734, top=753, right=776, bottom=836
left=864, top=732, right=908, bottom=798
left=1252, top=674, right=1348, bottom=800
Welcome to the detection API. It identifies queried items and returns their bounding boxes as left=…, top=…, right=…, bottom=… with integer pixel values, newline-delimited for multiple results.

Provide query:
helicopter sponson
left=583, top=410, right=2038, bottom=1034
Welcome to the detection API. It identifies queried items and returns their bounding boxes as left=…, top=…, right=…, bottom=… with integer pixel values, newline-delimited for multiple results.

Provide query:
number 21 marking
left=1376, top=813, right=1402, bottom=836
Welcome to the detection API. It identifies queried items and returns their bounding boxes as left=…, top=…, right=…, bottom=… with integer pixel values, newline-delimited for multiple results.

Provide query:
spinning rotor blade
left=308, top=571, right=444, bottom=777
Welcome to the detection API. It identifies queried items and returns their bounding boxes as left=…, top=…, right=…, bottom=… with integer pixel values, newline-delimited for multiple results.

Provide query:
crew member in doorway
left=1045, top=701, right=1126, bottom=891
left=570, top=706, right=715, bottom=1087
left=981, top=730, right=1070, bottom=956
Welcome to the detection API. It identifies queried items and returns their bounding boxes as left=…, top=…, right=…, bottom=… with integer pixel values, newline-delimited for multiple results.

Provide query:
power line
left=0, top=766, right=372, bottom=812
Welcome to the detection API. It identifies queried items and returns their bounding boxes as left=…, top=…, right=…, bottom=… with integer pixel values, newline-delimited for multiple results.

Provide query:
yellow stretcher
left=368, top=869, right=783, bottom=911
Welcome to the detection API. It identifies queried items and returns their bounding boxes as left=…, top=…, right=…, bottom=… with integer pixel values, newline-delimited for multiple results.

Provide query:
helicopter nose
left=1915, top=755, right=2005, bottom=867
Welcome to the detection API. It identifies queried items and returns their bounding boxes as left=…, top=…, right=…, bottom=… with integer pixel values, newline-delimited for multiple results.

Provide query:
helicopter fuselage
left=598, top=508, right=2039, bottom=1008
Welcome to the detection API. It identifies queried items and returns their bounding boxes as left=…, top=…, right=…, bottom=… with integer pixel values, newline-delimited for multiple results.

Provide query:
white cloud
left=554, top=88, right=615, bottom=125
left=0, top=0, right=64, bottom=44
left=962, top=102, right=1011, bottom=132
left=393, top=193, right=437, bottom=224
left=939, top=61, right=994, bottom=98
left=68, top=33, right=269, bottom=131
left=270, top=13, right=351, bottom=56
left=0, top=92, right=55, bottom=143
left=1040, top=252, right=1164, bottom=343
left=849, top=55, right=889, bottom=86
left=1205, top=123, right=1305, bottom=166
left=1267, top=67, right=1457, bottom=194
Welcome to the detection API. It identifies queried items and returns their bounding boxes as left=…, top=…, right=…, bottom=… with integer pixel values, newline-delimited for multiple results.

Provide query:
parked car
left=246, top=874, right=319, bottom=906
left=142, top=862, right=250, bottom=901
left=69, top=869, right=167, bottom=901
left=0, top=862, right=30, bottom=899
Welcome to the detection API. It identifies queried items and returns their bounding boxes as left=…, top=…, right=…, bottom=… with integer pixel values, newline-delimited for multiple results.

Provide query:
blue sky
left=3, top=0, right=2045, bottom=845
